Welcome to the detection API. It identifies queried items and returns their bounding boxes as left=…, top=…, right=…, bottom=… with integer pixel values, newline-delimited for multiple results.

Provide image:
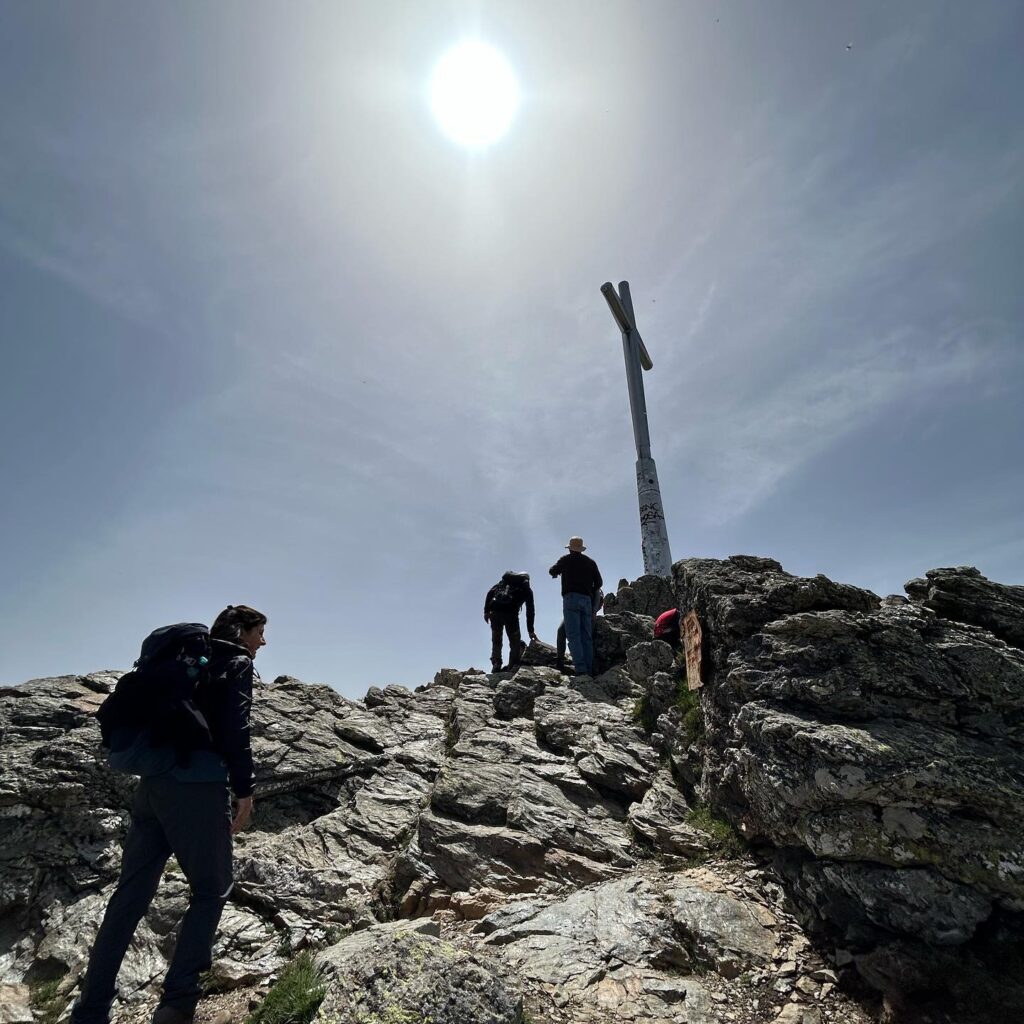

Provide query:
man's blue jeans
left=562, top=592, right=595, bottom=676
left=71, top=775, right=233, bottom=1024
left=557, top=598, right=599, bottom=666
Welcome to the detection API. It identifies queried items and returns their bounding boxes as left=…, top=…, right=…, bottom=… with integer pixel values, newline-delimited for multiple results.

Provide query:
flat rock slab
left=317, top=920, right=523, bottom=1024
left=667, top=877, right=777, bottom=977
left=481, top=874, right=778, bottom=1020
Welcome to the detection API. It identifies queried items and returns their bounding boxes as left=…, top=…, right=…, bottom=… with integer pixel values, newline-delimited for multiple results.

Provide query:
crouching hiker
left=653, top=607, right=682, bottom=651
left=73, top=605, right=266, bottom=1024
left=484, top=571, right=537, bottom=672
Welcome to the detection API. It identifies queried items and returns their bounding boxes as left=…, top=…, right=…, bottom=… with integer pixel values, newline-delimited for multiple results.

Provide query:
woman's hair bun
left=210, top=604, right=267, bottom=642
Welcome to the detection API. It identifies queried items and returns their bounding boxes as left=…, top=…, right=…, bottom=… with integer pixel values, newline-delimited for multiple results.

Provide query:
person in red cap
left=654, top=607, right=682, bottom=650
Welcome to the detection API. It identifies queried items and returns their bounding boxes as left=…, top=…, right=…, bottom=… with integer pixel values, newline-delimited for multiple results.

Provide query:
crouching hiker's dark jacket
left=484, top=578, right=536, bottom=634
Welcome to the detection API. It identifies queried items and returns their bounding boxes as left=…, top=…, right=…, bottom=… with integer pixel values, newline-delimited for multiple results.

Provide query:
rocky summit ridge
left=1, top=558, right=1022, bottom=1024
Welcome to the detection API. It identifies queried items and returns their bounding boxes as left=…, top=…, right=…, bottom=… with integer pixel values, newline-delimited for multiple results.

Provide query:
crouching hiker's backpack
left=96, top=623, right=215, bottom=770
left=491, top=571, right=530, bottom=611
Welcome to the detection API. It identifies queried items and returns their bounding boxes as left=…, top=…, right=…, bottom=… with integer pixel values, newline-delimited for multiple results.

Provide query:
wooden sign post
left=683, top=610, right=703, bottom=690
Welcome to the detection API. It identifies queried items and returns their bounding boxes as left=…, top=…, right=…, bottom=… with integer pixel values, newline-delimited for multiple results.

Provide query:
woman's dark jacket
left=196, top=639, right=256, bottom=798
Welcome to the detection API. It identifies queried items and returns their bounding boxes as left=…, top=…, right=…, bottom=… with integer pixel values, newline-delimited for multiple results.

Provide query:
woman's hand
left=231, top=796, right=254, bottom=835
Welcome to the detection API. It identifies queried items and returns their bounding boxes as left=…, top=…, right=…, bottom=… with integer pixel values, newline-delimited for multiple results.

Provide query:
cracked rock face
left=2, top=560, right=1021, bottom=1024
left=905, top=564, right=1024, bottom=650
left=667, top=557, right=1024, bottom=1015
left=0, top=673, right=134, bottom=937
left=604, top=574, right=677, bottom=619
left=406, top=671, right=644, bottom=901
left=235, top=679, right=454, bottom=930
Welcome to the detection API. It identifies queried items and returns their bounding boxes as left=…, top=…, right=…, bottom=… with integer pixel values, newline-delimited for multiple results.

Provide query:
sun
left=429, top=41, right=519, bottom=148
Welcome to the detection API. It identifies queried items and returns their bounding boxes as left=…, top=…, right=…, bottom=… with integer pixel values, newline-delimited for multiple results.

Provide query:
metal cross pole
left=601, top=280, right=673, bottom=578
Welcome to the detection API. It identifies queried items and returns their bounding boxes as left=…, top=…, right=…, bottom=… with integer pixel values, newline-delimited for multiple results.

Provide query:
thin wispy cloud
left=684, top=318, right=1018, bottom=523
left=1, top=2, right=1021, bottom=691
left=0, top=224, right=164, bottom=327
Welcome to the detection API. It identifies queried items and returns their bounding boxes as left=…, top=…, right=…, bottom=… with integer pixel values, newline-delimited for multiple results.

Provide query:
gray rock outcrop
left=668, top=557, right=1024, bottom=1017
left=603, top=573, right=677, bottom=618
left=2, top=559, right=1021, bottom=1024
left=905, top=564, right=1024, bottom=649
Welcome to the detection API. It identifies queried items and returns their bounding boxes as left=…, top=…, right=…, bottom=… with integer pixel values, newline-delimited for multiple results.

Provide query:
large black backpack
left=491, top=571, right=530, bottom=610
left=96, top=623, right=215, bottom=759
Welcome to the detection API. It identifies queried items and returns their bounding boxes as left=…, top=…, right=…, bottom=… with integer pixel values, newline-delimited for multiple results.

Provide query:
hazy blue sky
left=2, top=2, right=1022, bottom=696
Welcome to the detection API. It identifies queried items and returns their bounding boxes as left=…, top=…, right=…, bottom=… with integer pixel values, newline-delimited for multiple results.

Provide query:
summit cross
left=601, top=280, right=673, bottom=578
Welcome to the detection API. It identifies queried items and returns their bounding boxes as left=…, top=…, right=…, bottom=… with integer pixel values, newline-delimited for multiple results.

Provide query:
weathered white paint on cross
left=601, top=280, right=673, bottom=578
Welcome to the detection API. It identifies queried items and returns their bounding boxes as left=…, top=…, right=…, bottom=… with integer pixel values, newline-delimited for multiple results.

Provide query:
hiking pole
left=601, top=280, right=673, bottom=578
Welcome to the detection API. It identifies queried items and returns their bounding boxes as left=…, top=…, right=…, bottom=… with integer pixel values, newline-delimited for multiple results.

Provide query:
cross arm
left=601, top=281, right=653, bottom=370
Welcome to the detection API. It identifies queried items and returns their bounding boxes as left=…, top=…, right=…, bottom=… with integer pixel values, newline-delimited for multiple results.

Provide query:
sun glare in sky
left=429, top=40, right=519, bottom=148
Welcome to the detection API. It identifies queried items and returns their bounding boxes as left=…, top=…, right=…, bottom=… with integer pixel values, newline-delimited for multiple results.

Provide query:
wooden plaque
left=683, top=610, right=703, bottom=690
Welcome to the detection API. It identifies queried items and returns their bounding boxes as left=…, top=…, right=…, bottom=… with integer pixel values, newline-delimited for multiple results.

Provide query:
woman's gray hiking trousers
left=71, top=775, right=233, bottom=1024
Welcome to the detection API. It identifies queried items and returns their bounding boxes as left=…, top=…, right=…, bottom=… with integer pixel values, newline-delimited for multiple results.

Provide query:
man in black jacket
left=72, top=605, right=265, bottom=1024
left=484, top=571, right=537, bottom=672
left=549, top=537, right=603, bottom=676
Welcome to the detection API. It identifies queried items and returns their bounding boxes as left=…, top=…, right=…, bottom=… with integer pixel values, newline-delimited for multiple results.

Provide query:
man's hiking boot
left=152, top=1005, right=194, bottom=1024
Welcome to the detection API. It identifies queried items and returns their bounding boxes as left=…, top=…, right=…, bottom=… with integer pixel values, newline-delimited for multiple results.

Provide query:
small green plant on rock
left=199, top=967, right=236, bottom=997
left=671, top=648, right=705, bottom=743
left=29, top=977, right=67, bottom=1024
left=443, top=711, right=460, bottom=753
left=247, top=950, right=326, bottom=1024
left=631, top=645, right=707, bottom=743
left=322, top=923, right=349, bottom=946
left=631, top=693, right=659, bottom=733
left=686, top=803, right=745, bottom=859
left=675, top=685, right=705, bottom=748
